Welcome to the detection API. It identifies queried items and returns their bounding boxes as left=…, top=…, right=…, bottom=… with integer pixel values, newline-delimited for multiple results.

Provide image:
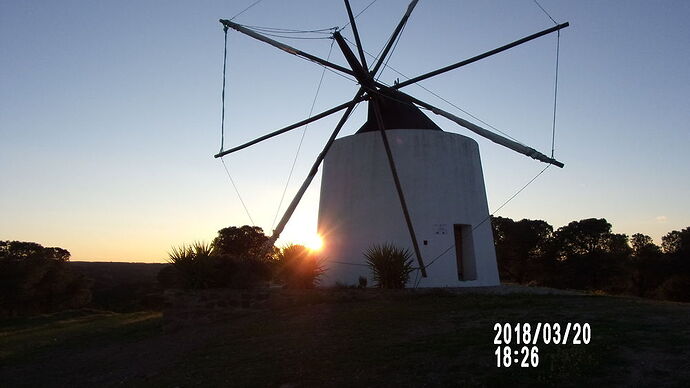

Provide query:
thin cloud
left=655, top=216, right=668, bottom=223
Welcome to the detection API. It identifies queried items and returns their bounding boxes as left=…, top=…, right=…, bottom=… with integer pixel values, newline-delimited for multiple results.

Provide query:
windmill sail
left=389, top=90, right=565, bottom=168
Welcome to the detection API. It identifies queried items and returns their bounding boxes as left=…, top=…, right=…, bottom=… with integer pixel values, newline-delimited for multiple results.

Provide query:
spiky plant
left=364, top=243, right=414, bottom=289
left=167, top=241, right=217, bottom=289
left=164, top=239, right=274, bottom=289
left=191, top=241, right=215, bottom=257
left=274, top=244, right=325, bottom=289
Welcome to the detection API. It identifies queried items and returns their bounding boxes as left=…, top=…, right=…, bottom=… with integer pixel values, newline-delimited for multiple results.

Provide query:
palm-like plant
left=274, top=244, right=325, bottom=289
left=167, top=242, right=217, bottom=289
left=364, top=243, right=414, bottom=289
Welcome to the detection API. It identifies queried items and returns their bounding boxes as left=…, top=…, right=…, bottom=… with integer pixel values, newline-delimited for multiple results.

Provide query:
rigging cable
left=340, top=0, right=379, bottom=31
left=218, top=23, right=255, bottom=225
left=230, top=0, right=265, bottom=21
left=243, top=25, right=336, bottom=34
left=232, top=22, right=337, bottom=40
left=248, top=31, right=334, bottom=40
left=533, top=0, right=558, bottom=25
left=272, top=39, right=336, bottom=229
left=533, top=0, right=561, bottom=157
left=551, top=31, right=560, bottom=158
left=221, top=158, right=256, bottom=226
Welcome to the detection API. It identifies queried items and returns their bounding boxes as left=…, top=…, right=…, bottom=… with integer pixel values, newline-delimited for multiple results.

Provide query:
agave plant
left=364, top=243, right=414, bottom=289
left=167, top=241, right=217, bottom=289
left=164, top=239, right=276, bottom=289
left=274, top=244, right=325, bottom=289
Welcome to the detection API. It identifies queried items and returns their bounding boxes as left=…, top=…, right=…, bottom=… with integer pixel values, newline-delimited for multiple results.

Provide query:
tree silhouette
left=492, top=216, right=552, bottom=283
left=658, top=227, right=690, bottom=301
left=212, top=225, right=274, bottom=259
left=662, top=227, right=690, bottom=255
left=628, top=233, right=663, bottom=297
left=631, top=233, right=660, bottom=257
left=491, top=216, right=688, bottom=299
left=552, top=218, right=631, bottom=290
left=0, top=241, right=91, bottom=316
left=555, top=218, right=627, bottom=259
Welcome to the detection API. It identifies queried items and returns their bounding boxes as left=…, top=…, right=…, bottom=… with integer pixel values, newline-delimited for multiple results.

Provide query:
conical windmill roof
left=356, top=89, right=441, bottom=133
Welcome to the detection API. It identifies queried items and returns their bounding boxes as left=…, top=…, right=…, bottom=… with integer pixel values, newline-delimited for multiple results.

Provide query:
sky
left=1, top=0, right=689, bottom=262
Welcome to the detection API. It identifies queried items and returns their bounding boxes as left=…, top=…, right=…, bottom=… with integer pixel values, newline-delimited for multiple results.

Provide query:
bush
left=162, top=242, right=271, bottom=289
left=364, top=243, right=414, bottom=289
left=656, top=275, right=690, bottom=302
left=274, top=244, right=324, bottom=289
left=0, top=241, right=92, bottom=317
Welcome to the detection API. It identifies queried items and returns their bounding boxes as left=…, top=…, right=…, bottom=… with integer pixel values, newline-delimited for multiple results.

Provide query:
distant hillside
left=69, top=261, right=167, bottom=284
left=69, top=261, right=168, bottom=311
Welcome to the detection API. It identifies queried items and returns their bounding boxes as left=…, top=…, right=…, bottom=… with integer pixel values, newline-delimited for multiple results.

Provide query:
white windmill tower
left=216, top=0, right=568, bottom=287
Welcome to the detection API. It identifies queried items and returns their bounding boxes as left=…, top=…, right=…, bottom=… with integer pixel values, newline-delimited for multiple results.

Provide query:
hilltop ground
left=1, top=288, right=689, bottom=387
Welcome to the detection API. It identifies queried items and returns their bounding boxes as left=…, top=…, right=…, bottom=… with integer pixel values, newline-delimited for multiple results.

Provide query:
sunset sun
left=305, top=234, right=323, bottom=251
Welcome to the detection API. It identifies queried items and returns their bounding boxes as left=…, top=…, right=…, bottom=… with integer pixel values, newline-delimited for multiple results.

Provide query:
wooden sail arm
left=369, top=0, right=419, bottom=77
left=370, top=96, right=428, bottom=277
left=343, top=0, right=368, bottom=71
left=432, top=106, right=565, bottom=167
left=392, top=22, right=569, bottom=90
left=268, top=88, right=367, bottom=243
left=214, top=97, right=365, bottom=158
left=333, top=31, right=373, bottom=86
left=379, top=88, right=565, bottom=167
left=219, top=19, right=355, bottom=77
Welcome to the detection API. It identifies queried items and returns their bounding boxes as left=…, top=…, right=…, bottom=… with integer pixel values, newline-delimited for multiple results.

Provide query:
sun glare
left=305, top=234, right=324, bottom=251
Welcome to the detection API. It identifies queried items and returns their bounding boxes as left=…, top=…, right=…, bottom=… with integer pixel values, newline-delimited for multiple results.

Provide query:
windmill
left=216, top=1, right=568, bottom=287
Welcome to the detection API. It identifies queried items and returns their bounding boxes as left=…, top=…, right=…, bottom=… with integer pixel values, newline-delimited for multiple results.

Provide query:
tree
left=627, top=234, right=663, bottom=297
left=491, top=216, right=553, bottom=284
left=0, top=241, right=92, bottom=317
left=631, top=233, right=661, bottom=257
left=0, top=241, right=70, bottom=262
left=659, top=227, right=690, bottom=292
left=212, top=225, right=274, bottom=259
left=661, top=227, right=690, bottom=255
left=554, top=218, right=618, bottom=257
left=552, top=218, right=631, bottom=291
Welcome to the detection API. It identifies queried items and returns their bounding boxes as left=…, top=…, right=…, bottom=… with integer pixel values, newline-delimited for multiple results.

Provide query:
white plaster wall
left=317, top=129, right=500, bottom=287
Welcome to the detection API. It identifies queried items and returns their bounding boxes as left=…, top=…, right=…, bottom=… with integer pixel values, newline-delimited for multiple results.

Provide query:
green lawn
left=1, top=292, right=689, bottom=387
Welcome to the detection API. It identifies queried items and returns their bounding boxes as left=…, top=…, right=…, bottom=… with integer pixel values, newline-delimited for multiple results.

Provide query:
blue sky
left=1, top=0, right=688, bottom=262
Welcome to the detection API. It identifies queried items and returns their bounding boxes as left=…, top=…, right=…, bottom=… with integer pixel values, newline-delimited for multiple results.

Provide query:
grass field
left=1, top=291, right=689, bottom=387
